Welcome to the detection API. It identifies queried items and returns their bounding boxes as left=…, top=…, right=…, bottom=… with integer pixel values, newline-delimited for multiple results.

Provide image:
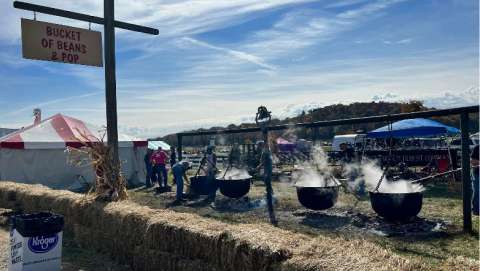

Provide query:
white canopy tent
left=148, top=140, right=171, bottom=150
left=0, top=114, right=147, bottom=190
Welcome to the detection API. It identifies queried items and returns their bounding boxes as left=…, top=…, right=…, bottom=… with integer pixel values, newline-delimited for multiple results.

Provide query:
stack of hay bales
left=0, top=182, right=461, bottom=271
left=439, top=256, right=479, bottom=271
left=0, top=182, right=290, bottom=271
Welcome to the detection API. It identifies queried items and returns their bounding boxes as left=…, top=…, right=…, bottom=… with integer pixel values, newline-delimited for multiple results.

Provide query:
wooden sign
left=21, top=18, right=103, bottom=67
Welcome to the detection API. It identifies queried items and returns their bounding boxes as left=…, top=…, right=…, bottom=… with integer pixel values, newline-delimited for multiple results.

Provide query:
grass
left=384, top=182, right=479, bottom=265
left=62, top=235, right=132, bottom=271
left=346, top=182, right=479, bottom=266
left=128, top=176, right=479, bottom=269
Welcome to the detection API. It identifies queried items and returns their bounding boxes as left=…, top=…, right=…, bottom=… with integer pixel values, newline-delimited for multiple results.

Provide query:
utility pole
left=104, top=0, right=120, bottom=178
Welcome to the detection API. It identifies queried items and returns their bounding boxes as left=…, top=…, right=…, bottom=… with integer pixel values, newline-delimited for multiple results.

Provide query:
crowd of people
left=144, top=146, right=177, bottom=189
left=144, top=145, right=220, bottom=206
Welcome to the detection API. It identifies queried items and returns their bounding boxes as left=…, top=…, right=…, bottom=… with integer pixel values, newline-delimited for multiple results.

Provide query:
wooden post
left=104, top=0, right=120, bottom=176
left=13, top=1, right=158, bottom=195
left=177, top=134, right=183, bottom=161
left=460, top=112, right=472, bottom=232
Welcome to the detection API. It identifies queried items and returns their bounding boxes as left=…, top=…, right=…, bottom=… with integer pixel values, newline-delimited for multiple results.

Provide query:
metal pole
left=179, top=106, right=478, bottom=137
left=313, top=127, right=318, bottom=142
left=460, top=112, right=472, bottom=232
left=104, top=0, right=120, bottom=178
left=177, top=134, right=183, bottom=161
left=262, top=129, right=277, bottom=225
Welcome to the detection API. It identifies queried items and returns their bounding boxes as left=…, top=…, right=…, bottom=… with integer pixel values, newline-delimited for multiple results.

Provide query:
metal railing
left=176, top=105, right=479, bottom=232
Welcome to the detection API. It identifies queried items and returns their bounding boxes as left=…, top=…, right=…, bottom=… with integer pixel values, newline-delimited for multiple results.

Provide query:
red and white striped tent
left=0, top=114, right=147, bottom=189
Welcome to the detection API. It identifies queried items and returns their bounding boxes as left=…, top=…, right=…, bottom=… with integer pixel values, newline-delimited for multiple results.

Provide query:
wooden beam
left=14, top=1, right=159, bottom=35
left=178, top=105, right=479, bottom=137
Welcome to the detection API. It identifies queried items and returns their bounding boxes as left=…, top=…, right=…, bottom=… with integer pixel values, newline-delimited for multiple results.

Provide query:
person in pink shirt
left=151, top=147, right=168, bottom=188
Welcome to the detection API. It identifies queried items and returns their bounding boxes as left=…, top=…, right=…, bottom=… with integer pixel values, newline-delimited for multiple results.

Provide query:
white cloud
left=182, top=37, right=276, bottom=70
left=336, top=0, right=406, bottom=19
left=383, top=38, right=412, bottom=45
left=0, top=0, right=316, bottom=43
left=326, top=0, right=370, bottom=9
left=0, top=91, right=103, bottom=118
left=113, top=49, right=477, bottom=137
left=372, top=92, right=399, bottom=101
left=2, top=45, right=476, bottom=137
left=370, top=87, right=479, bottom=109
left=243, top=0, right=408, bottom=59
left=274, top=102, right=324, bottom=119
left=397, top=38, right=413, bottom=44
left=0, top=0, right=477, bottom=139
left=422, top=87, right=479, bottom=109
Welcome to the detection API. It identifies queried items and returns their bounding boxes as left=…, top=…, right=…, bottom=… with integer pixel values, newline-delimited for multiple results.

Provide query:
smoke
left=291, top=145, right=424, bottom=193
left=344, top=160, right=424, bottom=193
left=282, top=127, right=299, bottom=142
left=294, top=167, right=339, bottom=187
left=293, top=146, right=339, bottom=187
left=217, top=167, right=251, bottom=180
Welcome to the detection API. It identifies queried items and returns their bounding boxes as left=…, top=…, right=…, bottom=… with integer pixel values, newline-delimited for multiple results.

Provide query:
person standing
left=144, top=149, right=153, bottom=188
left=151, top=147, right=168, bottom=188
left=203, top=146, right=218, bottom=205
left=471, top=144, right=479, bottom=215
left=170, top=146, right=177, bottom=167
left=172, top=161, right=191, bottom=204
left=253, top=141, right=265, bottom=172
left=229, top=143, right=242, bottom=168
left=339, top=143, right=354, bottom=163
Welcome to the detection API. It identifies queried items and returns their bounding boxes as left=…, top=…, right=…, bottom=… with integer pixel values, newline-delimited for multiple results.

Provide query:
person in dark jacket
left=144, top=149, right=153, bottom=188
left=172, top=161, right=191, bottom=204
left=339, top=143, right=355, bottom=163
left=170, top=146, right=177, bottom=166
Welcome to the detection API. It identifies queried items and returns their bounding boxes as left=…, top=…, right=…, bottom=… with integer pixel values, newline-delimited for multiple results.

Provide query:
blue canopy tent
left=367, top=118, right=460, bottom=138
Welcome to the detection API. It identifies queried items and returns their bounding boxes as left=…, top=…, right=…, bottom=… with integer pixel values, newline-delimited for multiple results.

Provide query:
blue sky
left=0, top=0, right=478, bottom=137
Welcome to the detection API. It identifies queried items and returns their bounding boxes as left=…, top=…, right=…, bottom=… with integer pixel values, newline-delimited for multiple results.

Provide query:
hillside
left=158, top=101, right=478, bottom=146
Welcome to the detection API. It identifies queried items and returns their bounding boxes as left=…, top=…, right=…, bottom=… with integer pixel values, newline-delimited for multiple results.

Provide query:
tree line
left=156, top=101, right=479, bottom=147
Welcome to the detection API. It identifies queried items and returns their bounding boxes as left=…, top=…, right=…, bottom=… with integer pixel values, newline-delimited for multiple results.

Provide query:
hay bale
left=72, top=223, right=92, bottom=248
left=140, top=210, right=291, bottom=271
left=0, top=182, right=470, bottom=271
left=0, top=208, right=13, bottom=226
left=278, top=236, right=426, bottom=271
left=132, top=249, right=217, bottom=271
left=439, top=256, right=479, bottom=271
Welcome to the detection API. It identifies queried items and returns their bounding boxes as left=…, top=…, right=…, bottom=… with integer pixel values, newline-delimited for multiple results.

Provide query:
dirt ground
left=129, top=179, right=480, bottom=268
left=0, top=227, right=131, bottom=271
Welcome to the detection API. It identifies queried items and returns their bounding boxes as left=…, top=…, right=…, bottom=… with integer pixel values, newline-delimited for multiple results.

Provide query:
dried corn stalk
left=66, top=128, right=128, bottom=201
